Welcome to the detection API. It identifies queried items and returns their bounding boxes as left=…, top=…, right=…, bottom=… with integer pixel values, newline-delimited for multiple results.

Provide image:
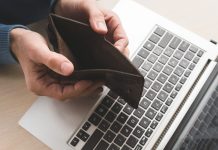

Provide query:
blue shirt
left=0, top=0, right=55, bottom=64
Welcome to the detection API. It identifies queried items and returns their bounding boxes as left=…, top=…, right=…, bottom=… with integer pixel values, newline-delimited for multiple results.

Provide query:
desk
left=0, top=0, right=218, bottom=149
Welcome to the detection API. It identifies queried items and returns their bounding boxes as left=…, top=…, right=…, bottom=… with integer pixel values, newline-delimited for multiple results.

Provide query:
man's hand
left=10, top=28, right=103, bottom=100
left=55, top=0, right=129, bottom=56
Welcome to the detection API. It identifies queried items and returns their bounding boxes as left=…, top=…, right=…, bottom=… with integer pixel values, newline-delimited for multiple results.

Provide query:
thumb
left=33, top=44, right=74, bottom=76
left=85, top=2, right=108, bottom=34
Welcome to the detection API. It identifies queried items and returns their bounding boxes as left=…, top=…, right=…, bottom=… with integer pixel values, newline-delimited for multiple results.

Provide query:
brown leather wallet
left=47, top=14, right=144, bottom=108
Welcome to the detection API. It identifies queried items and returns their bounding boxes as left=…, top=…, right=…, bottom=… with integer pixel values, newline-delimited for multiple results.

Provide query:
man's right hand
left=10, top=28, right=103, bottom=100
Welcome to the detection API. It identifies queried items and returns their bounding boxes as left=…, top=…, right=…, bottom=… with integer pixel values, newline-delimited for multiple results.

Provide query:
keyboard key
left=193, top=57, right=200, bottom=64
left=189, top=46, right=198, bottom=53
left=148, top=54, right=158, bottom=64
left=163, top=65, right=173, bottom=75
left=149, top=34, right=160, bottom=44
left=70, top=137, right=79, bottom=146
left=185, top=51, right=194, bottom=61
left=173, top=50, right=184, bottom=60
left=145, top=128, right=153, bottom=137
left=169, top=90, right=177, bottom=98
left=117, top=112, right=128, bottom=124
left=168, top=58, right=178, bottom=67
left=140, top=136, right=148, bottom=145
left=111, top=102, right=122, bottom=114
left=95, top=105, right=108, bottom=117
left=118, top=98, right=126, bottom=105
left=144, top=78, right=152, bottom=89
left=145, top=90, right=157, bottom=101
left=153, top=46, right=163, bottom=56
left=122, top=145, right=131, bottom=150
left=102, top=96, right=114, bottom=108
left=151, top=81, right=162, bottom=92
left=179, top=41, right=190, bottom=52
left=135, top=145, right=143, bottom=150
left=169, top=37, right=181, bottom=49
left=179, top=59, right=189, bottom=69
left=95, top=140, right=109, bottom=150
left=105, top=111, right=116, bottom=122
left=121, top=125, right=133, bottom=137
left=155, top=113, right=163, bottom=121
left=88, top=113, right=101, bottom=126
left=104, top=130, right=116, bottom=143
left=147, top=70, right=158, bottom=80
left=143, top=41, right=155, bottom=51
left=114, top=134, right=126, bottom=147
left=99, top=120, right=110, bottom=132
left=169, top=74, right=179, bottom=85
left=153, top=62, right=164, bottom=72
left=166, top=98, right=173, bottom=106
left=77, top=130, right=90, bottom=142
left=189, top=63, right=195, bottom=70
left=110, top=121, right=122, bottom=133
left=132, top=56, right=144, bottom=68
left=140, top=98, right=151, bottom=109
left=180, top=77, right=187, bottom=84
left=157, top=90, right=168, bottom=102
left=124, top=104, right=134, bottom=115
left=108, top=143, right=119, bottom=150
left=158, top=55, right=169, bottom=65
left=142, top=61, right=152, bottom=71
left=139, top=69, right=147, bottom=77
left=174, top=66, right=184, bottom=76
left=145, top=108, right=157, bottom=119
left=154, top=27, right=165, bottom=37
left=151, top=99, right=163, bottom=110
left=158, top=32, right=173, bottom=48
left=150, top=120, right=158, bottom=129
left=175, top=84, right=182, bottom=91
left=127, top=116, right=139, bottom=128
left=157, top=73, right=168, bottom=84
left=133, top=107, right=145, bottom=118
left=161, top=105, right=168, bottom=114
left=139, top=117, right=151, bottom=129
left=126, top=135, right=138, bottom=148
left=164, top=47, right=174, bottom=57
left=133, top=126, right=145, bottom=138
left=138, top=48, right=150, bottom=59
left=197, top=50, right=204, bottom=57
left=108, top=91, right=119, bottom=99
left=82, top=122, right=91, bottom=131
left=142, top=88, right=147, bottom=97
left=184, top=70, right=191, bottom=77
left=163, top=82, right=173, bottom=93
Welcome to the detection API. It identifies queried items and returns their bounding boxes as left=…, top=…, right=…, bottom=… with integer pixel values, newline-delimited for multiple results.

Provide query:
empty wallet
left=47, top=13, right=144, bottom=109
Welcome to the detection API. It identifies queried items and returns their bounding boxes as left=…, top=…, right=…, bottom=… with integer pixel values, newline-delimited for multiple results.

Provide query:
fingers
left=30, top=41, right=74, bottom=76
left=103, top=10, right=129, bottom=53
left=82, top=0, right=108, bottom=34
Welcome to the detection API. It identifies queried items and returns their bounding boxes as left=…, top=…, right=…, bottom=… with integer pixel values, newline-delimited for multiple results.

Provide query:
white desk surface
left=0, top=0, right=217, bottom=149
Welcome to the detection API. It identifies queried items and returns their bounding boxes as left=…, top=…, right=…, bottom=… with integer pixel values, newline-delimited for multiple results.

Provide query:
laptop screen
left=166, top=63, right=218, bottom=150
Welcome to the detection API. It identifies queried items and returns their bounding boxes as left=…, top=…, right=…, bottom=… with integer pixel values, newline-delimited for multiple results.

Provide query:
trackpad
left=19, top=94, right=102, bottom=150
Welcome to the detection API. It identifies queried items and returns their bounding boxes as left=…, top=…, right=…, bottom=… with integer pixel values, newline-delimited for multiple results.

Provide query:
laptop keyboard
left=179, top=86, right=218, bottom=150
left=69, top=26, right=205, bottom=150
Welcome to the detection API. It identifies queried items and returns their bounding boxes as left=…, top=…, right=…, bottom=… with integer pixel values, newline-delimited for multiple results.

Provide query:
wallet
left=47, top=14, right=144, bottom=109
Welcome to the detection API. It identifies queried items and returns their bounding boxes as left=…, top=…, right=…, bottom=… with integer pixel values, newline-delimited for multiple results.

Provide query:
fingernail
left=97, top=21, right=107, bottom=31
left=61, top=62, right=72, bottom=75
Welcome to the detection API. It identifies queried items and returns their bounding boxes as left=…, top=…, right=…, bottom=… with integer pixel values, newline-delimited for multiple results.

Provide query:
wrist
left=10, top=28, right=29, bottom=58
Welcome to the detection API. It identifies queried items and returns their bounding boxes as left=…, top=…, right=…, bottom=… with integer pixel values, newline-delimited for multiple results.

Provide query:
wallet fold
left=47, top=14, right=144, bottom=108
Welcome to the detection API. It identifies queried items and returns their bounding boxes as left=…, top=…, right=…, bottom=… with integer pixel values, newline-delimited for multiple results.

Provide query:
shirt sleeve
left=0, top=24, right=28, bottom=64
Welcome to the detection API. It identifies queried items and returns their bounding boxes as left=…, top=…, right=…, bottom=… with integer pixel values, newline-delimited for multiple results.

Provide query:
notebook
left=19, top=0, right=218, bottom=149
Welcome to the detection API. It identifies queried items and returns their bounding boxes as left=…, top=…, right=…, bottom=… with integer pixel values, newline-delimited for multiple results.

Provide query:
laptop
left=19, top=0, right=218, bottom=149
